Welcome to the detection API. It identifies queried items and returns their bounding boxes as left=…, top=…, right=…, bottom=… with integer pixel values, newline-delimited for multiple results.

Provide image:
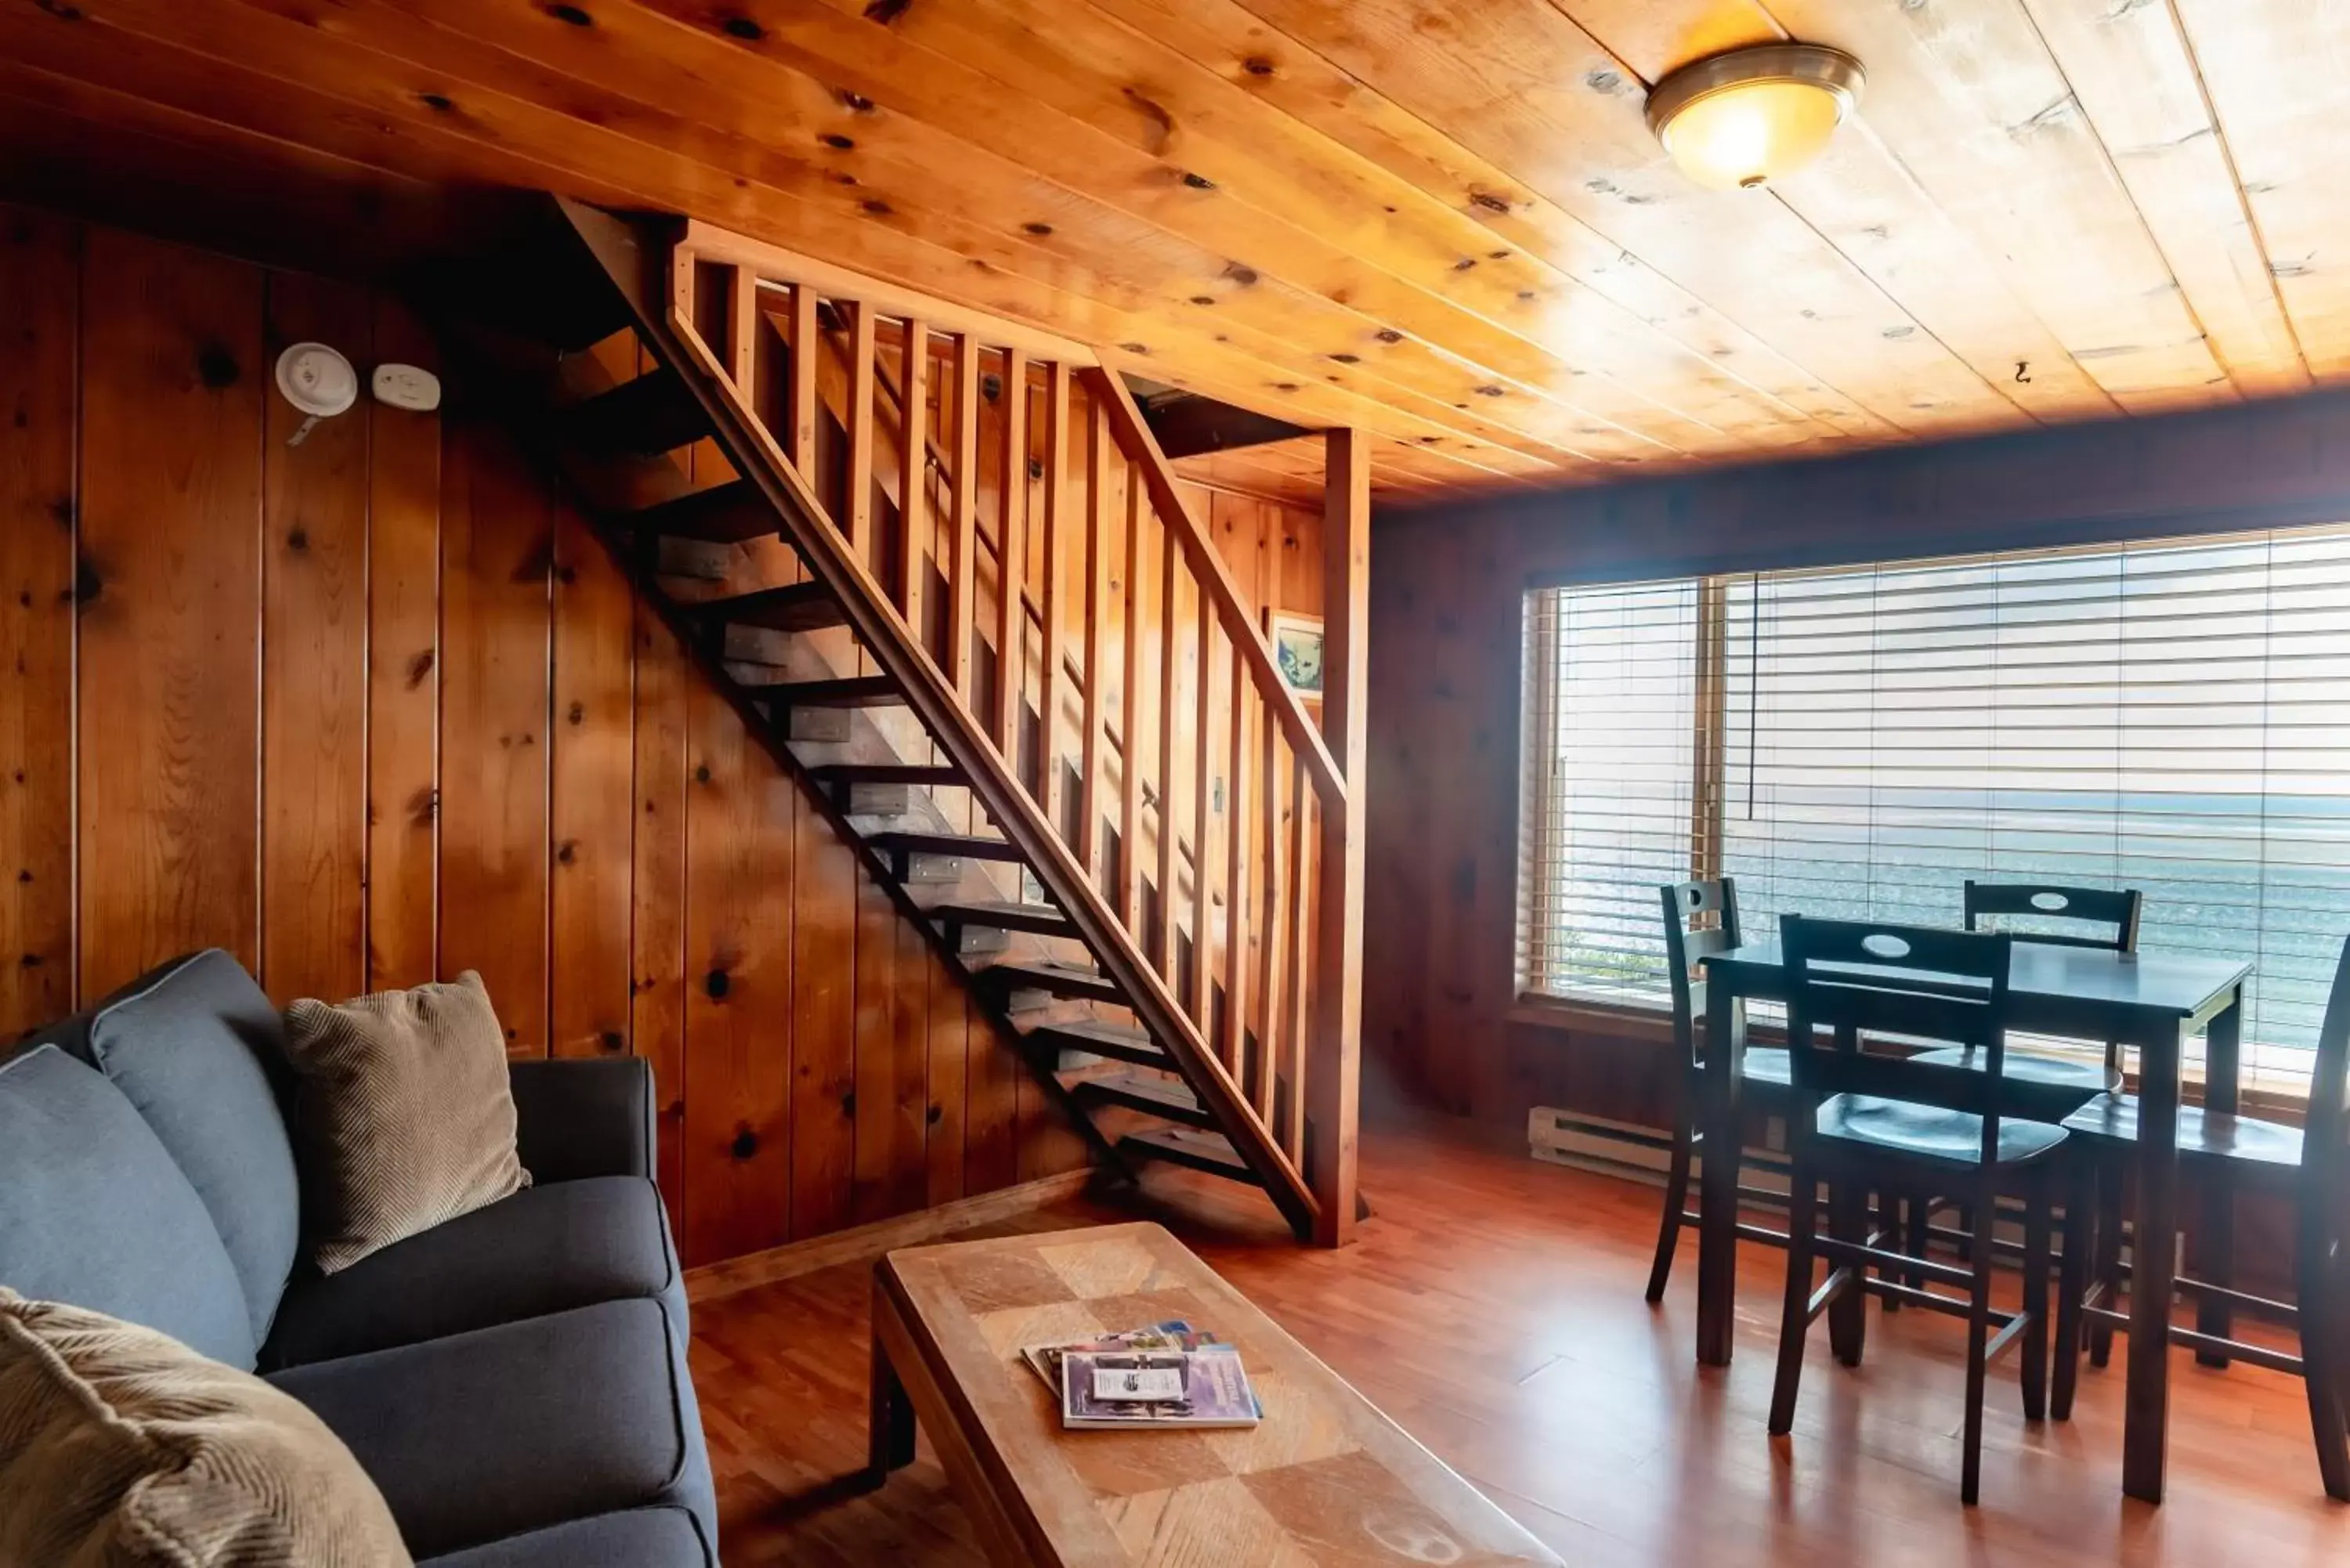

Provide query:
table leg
left=2193, top=986, right=2243, bottom=1367
left=869, top=1292, right=917, bottom=1485
left=1694, top=983, right=1744, bottom=1367
left=2123, top=1018, right=2186, bottom=1505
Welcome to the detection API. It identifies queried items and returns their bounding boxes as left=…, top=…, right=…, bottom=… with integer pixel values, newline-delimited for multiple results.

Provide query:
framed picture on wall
left=1266, top=609, right=1325, bottom=706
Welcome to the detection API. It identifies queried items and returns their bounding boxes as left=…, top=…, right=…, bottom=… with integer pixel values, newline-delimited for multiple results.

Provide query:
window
left=1519, top=523, right=2350, bottom=1093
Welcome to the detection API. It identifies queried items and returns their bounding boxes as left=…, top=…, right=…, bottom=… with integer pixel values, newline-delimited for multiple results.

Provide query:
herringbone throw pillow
left=282, top=971, right=530, bottom=1275
left=0, top=1290, right=413, bottom=1566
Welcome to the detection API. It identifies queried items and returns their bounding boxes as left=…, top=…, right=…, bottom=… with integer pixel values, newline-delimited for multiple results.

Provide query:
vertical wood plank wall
left=0, top=207, right=1325, bottom=1267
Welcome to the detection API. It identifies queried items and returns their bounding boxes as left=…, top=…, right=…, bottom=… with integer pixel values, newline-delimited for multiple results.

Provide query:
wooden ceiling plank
left=2171, top=0, right=2350, bottom=381
left=1557, top=0, right=2121, bottom=426
left=49, top=0, right=1564, bottom=482
left=1104, top=0, right=1902, bottom=444
left=1762, top=0, right=2236, bottom=413
left=1235, top=0, right=2031, bottom=435
left=331, top=0, right=1682, bottom=470
left=790, top=0, right=1855, bottom=455
left=2019, top=0, right=2309, bottom=399
left=591, top=0, right=1740, bottom=461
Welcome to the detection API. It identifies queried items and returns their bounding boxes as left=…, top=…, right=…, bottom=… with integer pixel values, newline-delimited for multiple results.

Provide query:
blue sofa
left=0, top=950, right=717, bottom=1566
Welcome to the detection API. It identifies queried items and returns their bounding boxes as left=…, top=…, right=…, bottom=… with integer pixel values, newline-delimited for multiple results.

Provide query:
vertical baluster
left=1038, top=362, right=1071, bottom=829
left=948, top=334, right=979, bottom=701
left=1255, top=723, right=1286, bottom=1122
left=726, top=264, right=758, bottom=392
left=1285, top=764, right=1312, bottom=1165
left=844, top=301, right=877, bottom=565
left=1190, top=565, right=1217, bottom=1025
left=1079, top=396, right=1110, bottom=883
left=1222, top=652, right=1253, bottom=1071
left=898, top=318, right=929, bottom=627
left=787, top=284, right=819, bottom=475
left=992, top=349, right=1028, bottom=757
left=1155, top=529, right=1180, bottom=980
left=1117, top=454, right=1145, bottom=932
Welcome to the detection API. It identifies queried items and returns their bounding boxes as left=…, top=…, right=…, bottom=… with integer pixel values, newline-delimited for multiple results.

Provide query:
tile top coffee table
left=869, top=1220, right=1562, bottom=1567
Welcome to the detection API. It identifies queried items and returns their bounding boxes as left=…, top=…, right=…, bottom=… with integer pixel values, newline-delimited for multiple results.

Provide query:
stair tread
left=1074, top=1071, right=1213, bottom=1128
left=1024, top=1018, right=1165, bottom=1065
left=563, top=368, right=707, bottom=456
left=980, top=958, right=1122, bottom=1003
left=692, top=581, right=846, bottom=633
left=813, top=764, right=966, bottom=787
left=751, top=675, right=904, bottom=707
left=627, top=481, right=776, bottom=544
left=931, top=900, right=1076, bottom=938
left=1121, top=1125, right=1260, bottom=1183
left=872, top=830, right=1022, bottom=860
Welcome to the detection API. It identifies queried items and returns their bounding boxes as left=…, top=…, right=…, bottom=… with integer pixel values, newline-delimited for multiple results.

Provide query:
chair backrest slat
left=1781, top=916, right=2016, bottom=1154
left=2301, top=934, right=2350, bottom=1266
left=1659, top=879, right=1740, bottom=1071
left=1963, top=880, right=2141, bottom=953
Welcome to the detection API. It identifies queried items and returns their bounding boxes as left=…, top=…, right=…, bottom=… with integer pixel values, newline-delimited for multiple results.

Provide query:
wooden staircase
left=429, top=199, right=1367, bottom=1245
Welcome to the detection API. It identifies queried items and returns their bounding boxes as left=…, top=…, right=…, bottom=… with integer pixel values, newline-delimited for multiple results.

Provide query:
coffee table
left=869, top=1221, right=1563, bottom=1566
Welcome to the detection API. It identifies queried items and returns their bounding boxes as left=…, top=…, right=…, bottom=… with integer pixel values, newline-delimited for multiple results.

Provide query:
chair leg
left=1829, top=1177, right=1867, bottom=1367
left=2054, top=1161, right=2090, bottom=1422
left=2021, top=1180, right=2052, bottom=1423
left=1645, top=1118, right=1697, bottom=1304
left=2296, top=1196, right=2350, bottom=1501
left=2091, top=1166, right=2124, bottom=1368
left=1770, top=1157, right=1820, bottom=1438
left=1875, top=1188, right=1900, bottom=1314
left=1954, top=1203, right=1975, bottom=1265
left=1906, top=1193, right=1932, bottom=1292
left=1961, top=1181, right=1996, bottom=1506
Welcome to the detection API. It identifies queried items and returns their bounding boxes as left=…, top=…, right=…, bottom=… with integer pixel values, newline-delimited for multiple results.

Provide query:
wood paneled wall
left=0, top=204, right=1327, bottom=1268
left=1365, top=388, right=2350, bottom=1134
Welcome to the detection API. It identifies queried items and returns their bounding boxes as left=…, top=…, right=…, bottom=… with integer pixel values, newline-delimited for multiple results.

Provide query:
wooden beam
left=1310, top=427, right=1369, bottom=1246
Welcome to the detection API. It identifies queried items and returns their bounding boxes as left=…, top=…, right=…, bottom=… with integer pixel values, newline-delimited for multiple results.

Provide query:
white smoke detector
left=373, top=363, right=442, bottom=413
left=274, top=341, right=358, bottom=446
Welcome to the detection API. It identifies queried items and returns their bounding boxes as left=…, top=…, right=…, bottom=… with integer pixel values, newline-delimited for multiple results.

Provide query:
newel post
left=1309, top=428, right=1368, bottom=1245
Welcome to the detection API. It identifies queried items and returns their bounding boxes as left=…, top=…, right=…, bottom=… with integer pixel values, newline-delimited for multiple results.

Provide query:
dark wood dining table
left=1695, top=936, right=2251, bottom=1504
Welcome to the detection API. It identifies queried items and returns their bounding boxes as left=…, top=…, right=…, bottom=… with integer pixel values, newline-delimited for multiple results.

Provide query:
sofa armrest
left=508, top=1057, right=657, bottom=1184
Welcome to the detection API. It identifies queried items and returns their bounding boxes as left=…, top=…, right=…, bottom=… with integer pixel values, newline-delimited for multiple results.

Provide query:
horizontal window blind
left=1522, top=522, right=2350, bottom=1094
left=1721, top=526, right=2350, bottom=1093
left=1517, top=576, right=1702, bottom=1003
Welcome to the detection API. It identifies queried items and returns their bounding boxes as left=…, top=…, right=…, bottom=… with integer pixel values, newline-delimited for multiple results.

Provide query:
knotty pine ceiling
left=4, top=0, right=2343, bottom=506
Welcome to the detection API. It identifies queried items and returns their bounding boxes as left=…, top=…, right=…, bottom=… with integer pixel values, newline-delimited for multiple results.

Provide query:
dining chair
left=1644, top=878, right=1791, bottom=1302
left=2054, top=932, right=2350, bottom=1501
left=1769, top=915, right=2073, bottom=1505
left=1905, top=881, right=2142, bottom=1119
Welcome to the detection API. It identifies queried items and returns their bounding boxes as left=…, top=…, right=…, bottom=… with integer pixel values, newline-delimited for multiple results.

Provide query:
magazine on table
left=1019, top=1319, right=1263, bottom=1430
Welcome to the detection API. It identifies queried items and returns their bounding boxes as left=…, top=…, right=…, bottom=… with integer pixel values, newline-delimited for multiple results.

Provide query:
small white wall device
left=274, top=341, right=358, bottom=446
left=372, top=363, right=443, bottom=413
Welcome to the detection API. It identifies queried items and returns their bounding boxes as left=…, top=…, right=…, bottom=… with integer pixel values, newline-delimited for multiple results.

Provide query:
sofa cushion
left=266, top=1296, right=714, bottom=1560
left=0, top=1046, right=255, bottom=1369
left=261, top=1176, right=678, bottom=1370
left=0, top=1290, right=411, bottom=1568
left=283, top=971, right=530, bottom=1275
left=71, top=951, right=303, bottom=1348
left=418, top=1508, right=710, bottom=1568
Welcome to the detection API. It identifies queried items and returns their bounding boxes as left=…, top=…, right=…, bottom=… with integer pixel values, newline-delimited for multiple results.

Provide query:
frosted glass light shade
left=1646, top=45, right=1864, bottom=192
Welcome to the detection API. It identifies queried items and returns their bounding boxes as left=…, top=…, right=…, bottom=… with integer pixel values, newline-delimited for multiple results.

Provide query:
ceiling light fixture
left=1645, top=43, right=1864, bottom=192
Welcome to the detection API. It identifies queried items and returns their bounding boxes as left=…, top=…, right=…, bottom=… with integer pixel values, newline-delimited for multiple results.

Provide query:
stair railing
left=608, top=209, right=1363, bottom=1243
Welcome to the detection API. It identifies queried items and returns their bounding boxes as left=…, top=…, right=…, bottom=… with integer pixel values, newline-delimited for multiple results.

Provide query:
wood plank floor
left=689, top=1118, right=2350, bottom=1566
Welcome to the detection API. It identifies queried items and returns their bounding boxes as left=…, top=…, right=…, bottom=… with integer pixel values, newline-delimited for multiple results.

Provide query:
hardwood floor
left=689, top=1117, right=2350, bottom=1566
